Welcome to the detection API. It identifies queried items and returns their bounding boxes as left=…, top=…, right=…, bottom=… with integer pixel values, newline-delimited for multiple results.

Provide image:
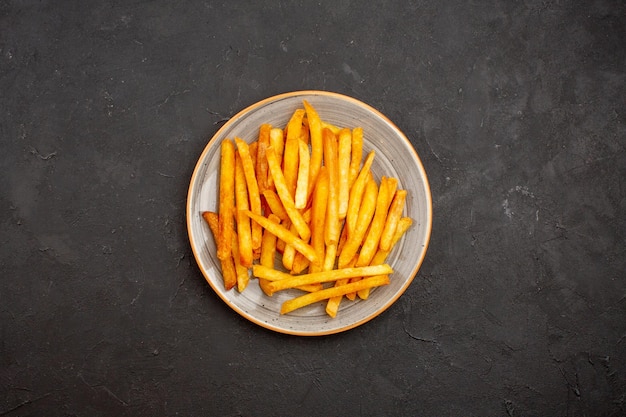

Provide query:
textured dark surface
left=1, top=1, right=625, bottom=416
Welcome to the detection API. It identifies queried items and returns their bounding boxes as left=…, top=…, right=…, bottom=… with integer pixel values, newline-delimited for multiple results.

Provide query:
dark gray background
left=1, top=1, right=625, bottom=416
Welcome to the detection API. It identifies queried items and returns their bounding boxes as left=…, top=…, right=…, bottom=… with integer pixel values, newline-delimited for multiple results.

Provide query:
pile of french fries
left=202, top=100, right=413, bottom=317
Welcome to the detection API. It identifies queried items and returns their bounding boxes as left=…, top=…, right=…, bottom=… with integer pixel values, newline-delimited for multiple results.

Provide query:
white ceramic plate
left=187, top=91, right=432, bottom=336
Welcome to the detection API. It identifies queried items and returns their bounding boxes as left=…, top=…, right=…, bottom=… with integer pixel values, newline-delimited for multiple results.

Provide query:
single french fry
left=338, top=176, right=379, bottom=268
left=282, top=275, right=390, bottom=315
left=349, top=127, right=363, bottom=187
left=276, top=218, right=289, bottom=254
left=323, top=243, right=338, bottom=272
left=337, top=128, right=352, bottom=219
left=243, top=210, right=318, bottom=265
left=267, top=128, right=284, bottom=189
left=323, top=128, right=340, bottom=245
left=259, top=214, right=280, bottom=296
left=294, top=139, right=310, bottom=209
left=230, top=229, right=249, bottom=292
left=357, top=217, right=413, bottom=300
left=265, top=146, right=310, bottom=241
left=282, top=220, right=299, bottom=271
left=309, top=166, right=329, bottom=274
left=303, top=100, right=323, bottom=196
left=249, top=141, right=258, bottom=171
left=234, top=138, right=263, bottom=250
left=234, top=153, right=253, bottom=267
left=262, top=189, right=289, bottom=222
left=291, top=251, right=310, bottom=274
left=346, top=150, right=375, bottom=237
left=256, top=264, right=393, bottom=295
left=379, top=189, right=408, bottom=251
left=202, top=211, right=237, bottom=290
left=283, top=108, right=304, bottom=198
left=217, top=139, right=235, bottom=261
left=256, top=123, right=271, bottom=193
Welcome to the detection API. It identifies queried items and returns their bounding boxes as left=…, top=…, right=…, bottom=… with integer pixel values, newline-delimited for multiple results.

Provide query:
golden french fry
left=283, top=109, right=304, bottom=198
left=323, top=243, right=338, bottom=271
left=346, top=150, right=375, bottom=237
left=217, top=139, right=235, bottom=261
left=338, top=176, right=378, bottom=268
left=303, top=100, right=323, bottom=196
left=265, top=146, right=310, bottom=241
left=309, top=166, right=329, bottom=274
left=349, top=127, right=363, bottom=187
left=262, top=189, right=289, bottom=222
left=282, top=275, right=390, bottom=315
left=256, top=264, right=393, bottom=295
left=234, top=138, right=263, bottom=250
left=357, top=217, right=413, bottom=300
left=323, top=128, right=340, bottom=245
left=276, top=218, right=289, bottom=254
left=249, top=141, right=258, bottom=171
left=379, top=189, right=407, bottom=251
left=259, top=214, right=280, bottom=296
left=202, top=211, right=237, bottom=290
left=356, top=176, right=393, bottom=268
left=267, top=128, right=284, bottom=189
left=243, top=210, right=318, bottom=265
left=230, top=230, right=249, bottom=292
left=337, top=128, right=352, bottom=219
left=294, top=139, right=310, bottom=209
left=256, top=123, right=271, bottom=193
left=291, top=252, right=310, bottom=274
left=234, top=153, right=253, bottom=267
left=282, top=220, right=298, bottom=271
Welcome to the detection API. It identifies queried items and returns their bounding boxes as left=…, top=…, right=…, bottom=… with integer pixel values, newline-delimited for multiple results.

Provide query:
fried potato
left=262, top=189, right=289, bottom=222
left=283, top=108, right=305, bottom=198
left=379, top=189, right=407, bottom=251
left=294, top=139, right=310, bottom=209
left=349, top=127, right=363, bottom=187
left=217, top=139, right=235, bottom=261
left=346, top=150, right=375, bottom=237
left=323, top=128, right=340, bottom=245
left=234, top=153, right=253, bottom=268
left=202, top=211, right=237, bottom=290
left=256, top=264, right=393, bottom=295
left=234, top=138, right=263, bottom=250
left=309, top=166, right=329, bottom=274
left=337, top=128, right=352, bottom=219
left=256, top=123, right=271, bottom=193
left=303, top=100, right=323, bottom=196
left=282, top=275, right=390, bottom=315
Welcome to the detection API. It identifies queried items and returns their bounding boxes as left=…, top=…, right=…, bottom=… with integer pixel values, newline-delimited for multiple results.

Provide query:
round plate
left=187, top=91, right=432, bottom=336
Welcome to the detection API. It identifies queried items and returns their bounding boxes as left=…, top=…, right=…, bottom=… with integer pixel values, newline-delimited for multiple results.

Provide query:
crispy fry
left=309, top=166, right=328, bottom=274
left=259, top=214, right=280, bottom=296
left=217, top=139, right=235, bottom=261
left=262, top=189, right=289, bottom=222
left=234, top=138, right=263, bottom=250
left=267, top=128, right=284, bottom=189
left=294, top=139, right=310, bottom=209
left=243, top=210, right=318, bottom=265
left=338, top=176, right=378, bottom=268
left=346, top=150, right=375, bottom=237
left=230, top=230, right=249, bottom=292
left=337, top=128, right=352, bottom=219
left=256, top=264, right=393, bottom=295
left=282, top=220, right=299, bottom=271
left=349, top=127, right=363, bottom=187
left=234, top=153, right=253, bottom=267
left=283, top=108, right=304, bottom=198
left=379, top=189, right=407, bottom=251
left=256, top=123, right=271, bottom=193
left=202, top=211, right=237, bottom=290
left=265, top=146, right=311, bottom=241
left=303, top=100, right=323, bottom=196
left=323, top=128, right=340, bottom=245
left=320, top=121, right=341, bottom=135
left=282, top=275, right=390, bottom=315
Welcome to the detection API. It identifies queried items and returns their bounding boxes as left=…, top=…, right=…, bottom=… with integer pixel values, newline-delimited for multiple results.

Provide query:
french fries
left=203, top=101, right=414, bottom=318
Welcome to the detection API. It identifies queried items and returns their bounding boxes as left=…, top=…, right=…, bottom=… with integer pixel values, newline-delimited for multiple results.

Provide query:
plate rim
left=186, top=90, right=433, bottom=336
